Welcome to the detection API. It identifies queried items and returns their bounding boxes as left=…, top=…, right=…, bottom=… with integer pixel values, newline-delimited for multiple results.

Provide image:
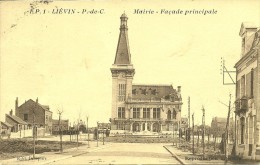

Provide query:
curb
left=163, top=145, right=186, bottom=165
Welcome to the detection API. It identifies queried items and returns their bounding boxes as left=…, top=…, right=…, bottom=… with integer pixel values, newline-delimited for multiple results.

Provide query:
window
left=143, top=108, right=150, bottom=118
left=118, top=84, right=126, bottom=101
left=117, top=122, right=124, bottom=130
left=132, top=89, right=137, bottom=95
left=241, top=75, right=245, bottom=97
left=167, top=110, right=171, bottom=120
left=24, top=114, right=28, bottom=121
left=236, top=80, right=240, bottom=99
left=172, top=110, right=176, bottom=119
left=118, top=107, right=125, bottom=118
left=153, top=108, right=160, bottom=119
left=141, top=89, right=148, bottom=95
left=133, top=108, right=140, bottom=118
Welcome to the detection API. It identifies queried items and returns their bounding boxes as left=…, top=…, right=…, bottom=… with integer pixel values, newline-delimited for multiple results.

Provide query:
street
left=49, top=143, right=180, bottom=164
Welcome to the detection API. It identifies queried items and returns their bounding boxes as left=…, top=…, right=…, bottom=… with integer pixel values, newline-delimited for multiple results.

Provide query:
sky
left=0, top=0, right=260, bottom=127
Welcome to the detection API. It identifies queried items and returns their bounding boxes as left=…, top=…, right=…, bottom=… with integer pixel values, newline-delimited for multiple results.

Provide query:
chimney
left=177, top=86, right=181, bottom=93
left=36, top=97, right=38, bottom=104
left=15, top=97, right=18, bottom=115
left=10, top=109, right=13, bottom=116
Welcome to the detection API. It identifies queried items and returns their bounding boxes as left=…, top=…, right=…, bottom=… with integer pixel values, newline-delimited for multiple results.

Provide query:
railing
left=126, top=98, right=177, bottom=103
left=235, top=96, right=248, bottom=114
left=111, top=118, right=165, bottom=122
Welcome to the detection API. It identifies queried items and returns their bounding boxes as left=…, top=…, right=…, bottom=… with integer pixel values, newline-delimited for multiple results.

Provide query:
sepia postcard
left=0, top=0, right=260, bottom=164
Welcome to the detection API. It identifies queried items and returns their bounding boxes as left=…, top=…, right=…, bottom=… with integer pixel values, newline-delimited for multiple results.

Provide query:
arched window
left=172, top=110, right=176, bottom=119
left=167, top=110, right=171, bottom=120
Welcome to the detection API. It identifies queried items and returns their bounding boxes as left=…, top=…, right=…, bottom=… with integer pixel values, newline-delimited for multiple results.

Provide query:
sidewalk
left=1, top=141, right=112, bottom=165
left=164, top=145, right=229, bottom=165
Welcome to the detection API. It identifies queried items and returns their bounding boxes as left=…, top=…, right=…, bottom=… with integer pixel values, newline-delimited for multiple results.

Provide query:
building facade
left=15, top=97, right=53, bottom=134
left=52, top=119, right=69, bottom=134
left=0, top=121, right=12, bottom=138
left=5, top=110, right=27, bottom=132
left=110, top=14, right=182, bottom=134
left=234, top=22, right=260, bottom=160
left=211, top=117, right=235, bottom=140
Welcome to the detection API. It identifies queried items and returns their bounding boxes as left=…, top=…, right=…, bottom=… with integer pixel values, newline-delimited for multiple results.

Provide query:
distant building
left=211, top=117, right=234, bottom=138
left=15, top=97, right=53, bottom=134
left=234, top=22, right=260, bottom=160
left=97, top=123, right=111, bottom=130
left=73, top=120, right=87, bottom=133
left=52, top=119, right=69, bottom=134
left=5, top=110, right=27, bottom=132
left=110, top=14, right=182, bottom=134
left=0, top=121, right=12, bottom=137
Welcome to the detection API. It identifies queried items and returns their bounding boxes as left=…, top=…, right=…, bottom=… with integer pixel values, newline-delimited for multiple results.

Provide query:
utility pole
left=207, top=128, right=210, bottom=149
left=58, top=109, right=63, bottom=153
left=77, top=120, right=79, bottom=149
left=202, top=106, right=205, bottom=159
left=219, top=94, right=233, bottom=163
left=188, top=97, right=190, bottom=142
left=33, top=98, right=37, bottom=159
left=192, top=113, right=194, bottom=155
left=103, top=128, right=105, bottom=145
left=220, top=57, right=236, bottom=157
left=225, top=94, right=232, bottom=163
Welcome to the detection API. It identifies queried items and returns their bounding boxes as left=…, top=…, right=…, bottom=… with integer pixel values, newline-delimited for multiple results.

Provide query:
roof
left=235, top=28, right=260, bottom=68
left=121, top=13, right=127, bottom=18
left=18, top=99, right=52, bottom=113
left=5, top=114, right=27, bottom=125
left=114, top=14, right=131, bottom=65
left=131, top=84, right=180, bottom=101
left=212, top=117, right=227, bottom=123
left=1, top=121, right=13, bottom=127
left=38, top=103, right=52, bottom=113
left=52, top=119, right=69, bottom=125
left=239, top=22, right=257, bottom=36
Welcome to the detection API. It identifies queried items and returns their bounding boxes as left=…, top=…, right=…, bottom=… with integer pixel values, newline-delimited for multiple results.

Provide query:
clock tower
left=110, top=13, right=135, bottom=129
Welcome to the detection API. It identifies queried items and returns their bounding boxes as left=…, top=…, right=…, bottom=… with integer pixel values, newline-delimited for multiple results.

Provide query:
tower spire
left=114, top=13, right=131, bottom=65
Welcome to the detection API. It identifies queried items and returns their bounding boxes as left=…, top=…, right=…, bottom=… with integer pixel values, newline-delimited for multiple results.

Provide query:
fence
left=10, top=129, right=33, bottom=138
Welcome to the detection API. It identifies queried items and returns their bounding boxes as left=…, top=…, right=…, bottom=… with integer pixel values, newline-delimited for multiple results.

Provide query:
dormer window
left=151, top=89, right=157, bottom=95
left=132, top=89, right=137, bottom=95
left=141, top=89, right=148, bottom=95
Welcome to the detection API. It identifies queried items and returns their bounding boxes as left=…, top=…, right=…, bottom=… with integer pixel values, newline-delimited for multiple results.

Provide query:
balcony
left=110, top=118, right=165, bottom=122
left=126, top=97, right=181, bottom=103
left=235, top=96, right=248, bottom=114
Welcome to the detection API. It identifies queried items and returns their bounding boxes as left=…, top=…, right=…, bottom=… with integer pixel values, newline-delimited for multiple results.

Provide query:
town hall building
left=110, top=13, right=183, bottom=134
